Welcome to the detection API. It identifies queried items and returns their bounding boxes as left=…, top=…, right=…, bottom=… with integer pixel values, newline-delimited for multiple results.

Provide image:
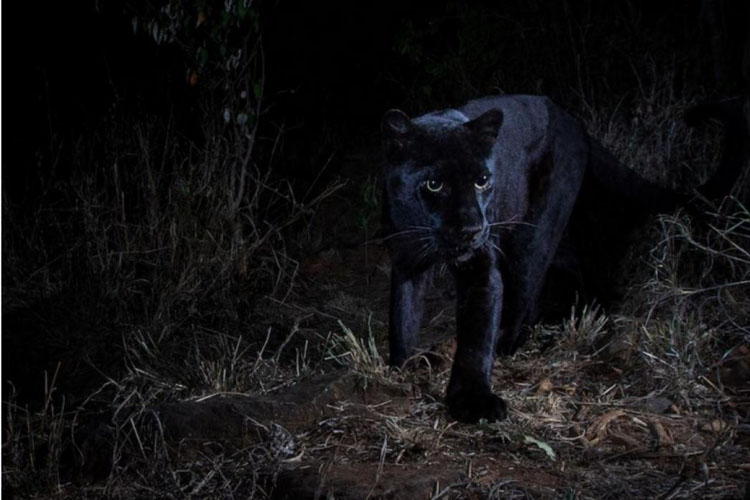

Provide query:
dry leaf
left=196, top=11, right=207, bottom=27
left=586, top=409, right=626, bottom=445
left=536, top=377, right=553, bottom=394
left=701, top=419, right=730, bottom=433
left=609, top=430, right=641, bottom=448
left=574, top=404, right=591, bottom=421
left=648, top=420, right=673, bottom=449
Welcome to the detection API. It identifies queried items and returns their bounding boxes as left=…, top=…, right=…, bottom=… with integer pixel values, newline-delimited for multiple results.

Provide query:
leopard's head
left=381, top=108, right=504, bottom=268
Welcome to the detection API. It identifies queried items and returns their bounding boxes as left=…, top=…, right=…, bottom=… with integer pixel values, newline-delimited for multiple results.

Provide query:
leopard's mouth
left=445, top=245, right=477, bottom=263
left=444, top=231, right=491, bottom=263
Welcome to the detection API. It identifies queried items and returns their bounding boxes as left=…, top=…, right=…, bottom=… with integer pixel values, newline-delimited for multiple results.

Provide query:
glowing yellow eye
left=475, top=174, right=490, bottom=190
left=426, top=179, right=443, bottom=192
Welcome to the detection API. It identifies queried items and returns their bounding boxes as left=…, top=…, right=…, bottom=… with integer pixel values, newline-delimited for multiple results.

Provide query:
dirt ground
left=142, top=235, right=750, bottom=499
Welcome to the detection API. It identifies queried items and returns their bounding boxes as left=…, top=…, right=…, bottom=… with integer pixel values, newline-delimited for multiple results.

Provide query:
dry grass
left=3, top=42, right=748, bottom=500
left=578, top=64, right=723, bottom=190
left=285, top=295, right=747, bottom=498
left=327, top=319, right=388, bottom=378
left=3, top=366, right=69, bottom=497
left=269, top=67, right=750, bottom=498
left=2, top=98, right=344, bottom=497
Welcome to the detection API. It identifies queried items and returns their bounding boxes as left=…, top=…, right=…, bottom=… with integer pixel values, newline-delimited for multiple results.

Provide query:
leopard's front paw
left=446, top=389, right=508, bottom=424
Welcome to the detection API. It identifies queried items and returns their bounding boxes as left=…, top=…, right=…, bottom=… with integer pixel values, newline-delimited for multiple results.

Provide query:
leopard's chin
left=444, top=246, right=476, bottom=263
left=454, top=251, right=475, bottom=263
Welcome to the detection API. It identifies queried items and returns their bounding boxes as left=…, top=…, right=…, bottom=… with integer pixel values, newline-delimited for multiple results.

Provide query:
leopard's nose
left=459, top=225, right=483, bottom=244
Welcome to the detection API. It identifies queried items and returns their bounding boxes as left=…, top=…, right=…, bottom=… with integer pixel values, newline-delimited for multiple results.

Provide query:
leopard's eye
left=475, top=174, right=490, bottom=190
left=425, top=179, right=444, bottom=193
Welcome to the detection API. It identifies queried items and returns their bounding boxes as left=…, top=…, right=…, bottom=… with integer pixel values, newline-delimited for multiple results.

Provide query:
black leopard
left=381, top=95, right=748, bottom=423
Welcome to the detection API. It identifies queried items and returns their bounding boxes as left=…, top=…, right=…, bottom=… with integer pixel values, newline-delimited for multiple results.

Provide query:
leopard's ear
left=465, top=109, right=504, bottom=148
left=382, top=109, right=414, bottom=161
left=382, top=109, right=413, bottom=135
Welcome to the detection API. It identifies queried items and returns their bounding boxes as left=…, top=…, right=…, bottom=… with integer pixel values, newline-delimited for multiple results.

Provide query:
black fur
left=381, top=95, right=748, bottom=424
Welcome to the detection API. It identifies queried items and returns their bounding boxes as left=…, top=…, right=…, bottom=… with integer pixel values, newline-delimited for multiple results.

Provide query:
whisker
left=488, top=241, right=506, bottom=260
left=381, top=229, right=429, bottom=241
left=413, top=235, right=434, bottom=243
left=488, top=220, right=536, bottom=229
left=382, top=225, right=434, bottom=239
left=367, top=227, right=433, bottom=246
left=439, top=263, right=448, bottom=277
left=411, top=240, right=437, bottom=272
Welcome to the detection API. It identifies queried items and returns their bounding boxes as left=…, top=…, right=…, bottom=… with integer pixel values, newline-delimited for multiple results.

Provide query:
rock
left=155, top=371, right=415, bottom=442
left=641, top=396, right=674, bottom=415
left=712, top=345, right=750, bottom=389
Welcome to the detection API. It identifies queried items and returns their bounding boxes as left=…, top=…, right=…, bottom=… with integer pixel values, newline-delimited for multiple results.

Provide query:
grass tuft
left=327, top=319, right=387, bottom=378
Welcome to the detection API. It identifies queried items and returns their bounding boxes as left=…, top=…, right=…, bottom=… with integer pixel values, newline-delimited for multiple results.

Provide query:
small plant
left=532, top=305, right=611, bottom=354
left=561, top=304, right=610, bottom=348
left=356, top=174, right=380, bottom=234
left=2, top=366, right=74, bottom=498
left=327, top=319, right=386, bottom=378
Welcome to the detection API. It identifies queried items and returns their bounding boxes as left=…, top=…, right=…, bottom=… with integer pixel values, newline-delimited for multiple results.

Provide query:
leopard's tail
left=685, top=95, right=749, bottom=200
left=588, top=95, right=748, bottom=211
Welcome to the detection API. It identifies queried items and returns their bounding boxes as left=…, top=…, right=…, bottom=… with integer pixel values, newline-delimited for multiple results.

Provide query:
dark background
left=5, top=1, right=748, bottom=200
